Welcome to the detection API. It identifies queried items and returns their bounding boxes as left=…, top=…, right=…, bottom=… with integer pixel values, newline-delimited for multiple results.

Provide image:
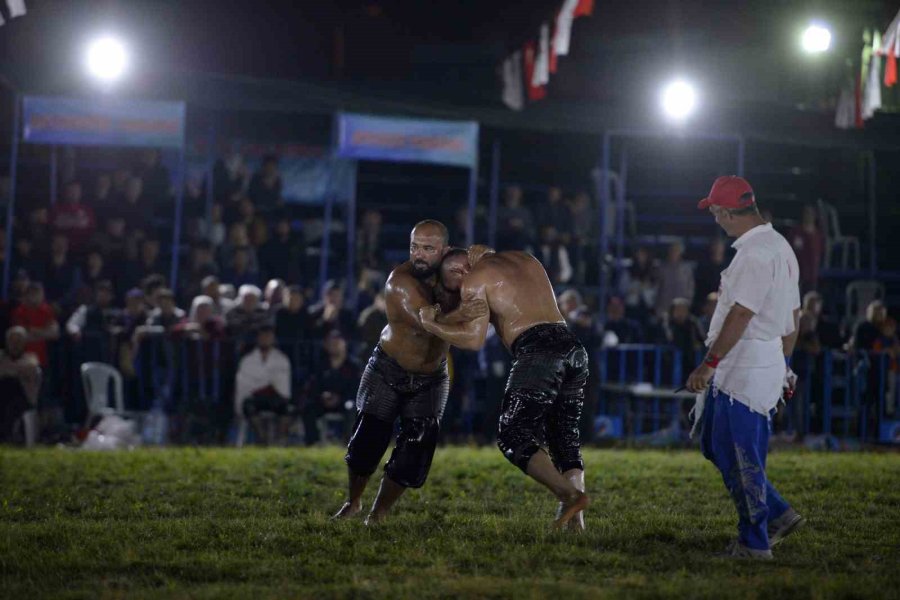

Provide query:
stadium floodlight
left=802, top=24, right=832, bottom=54
left=85, top=36, right=129, bottom=83
left=661, top=80, right=697, bottom=122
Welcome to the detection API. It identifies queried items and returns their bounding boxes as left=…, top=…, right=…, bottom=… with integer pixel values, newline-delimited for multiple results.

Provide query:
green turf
left=1, top=446, right=898, bottom=599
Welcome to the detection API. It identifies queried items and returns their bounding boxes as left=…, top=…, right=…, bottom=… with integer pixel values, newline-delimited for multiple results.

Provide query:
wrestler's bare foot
left=554, top=491, right=590, bottom=530
left=556, top=501, right=586, bottom=532
left=331, top=501, right=362, bottom=520
left=364, top=510, right=389, bottom=526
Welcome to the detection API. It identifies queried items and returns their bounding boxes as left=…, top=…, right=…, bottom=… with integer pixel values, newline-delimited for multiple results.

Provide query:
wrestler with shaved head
left=419, top=245, right=590, bottom=530
left=333, top=221, right=486, bottom=523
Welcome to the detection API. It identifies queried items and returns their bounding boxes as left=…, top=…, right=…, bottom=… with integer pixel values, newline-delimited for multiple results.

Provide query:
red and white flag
left=574, top=0, right=595, bottom=18
left=531, top=23, right=551, bottom=87
left=523, top=40, right=546, bottom=102
left=553, top=0, right=580, bottom=58
left=501, top=51, right=524, bottom=111
left=881, top=8, right=900, bottom=87
left=0, top=0, right=26, bottom=25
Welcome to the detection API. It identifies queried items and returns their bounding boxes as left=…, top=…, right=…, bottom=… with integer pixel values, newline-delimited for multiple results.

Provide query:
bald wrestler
left=333, top=221, right=484, bottom=524
left=419, top=246, right=590, bottom=529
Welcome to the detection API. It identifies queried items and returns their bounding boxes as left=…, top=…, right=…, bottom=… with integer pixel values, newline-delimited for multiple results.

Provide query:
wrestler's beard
left=411, top=261, right=437, bottom=279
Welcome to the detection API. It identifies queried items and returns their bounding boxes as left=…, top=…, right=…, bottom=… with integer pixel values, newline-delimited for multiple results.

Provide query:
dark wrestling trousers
left=497, top=323, right=589, bottom=473
left=344, top=344, right=449, bottom=488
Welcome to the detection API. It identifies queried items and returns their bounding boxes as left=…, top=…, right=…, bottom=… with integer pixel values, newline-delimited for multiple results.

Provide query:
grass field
left=2, top=446, right=899, bottom=599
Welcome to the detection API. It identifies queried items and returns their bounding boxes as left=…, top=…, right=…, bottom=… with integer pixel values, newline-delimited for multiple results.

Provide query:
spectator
left=264, top=279, right=286, bottom=311
left=698, top=292, right=718, bottom=337
left=356, top=291, right=387, bottom=359
left=49, top=180, right=96, bottom=256
left=308, top=280, right=354, bottom=337
left=11, top=236, right=41, bottom=280
left=496, top=185, right=535, bottom=250
left=111, top=288, right=147, bottom=379
left=304, top=330, right=360, bottom=445
left=234, top=325, right=292, bottom=445
left=788, top=205, right=825, bottom=295
left=79, top=249, right=114, bottom=297
left=93, top=214, right=129, bottom=272
left=654, top=241, right=694, bottom=318
left=602, top=296, right=641, bottom=346
left=66, top=280, right=118, bottom=342
left=180, top=241, right=219, bottom=305
left=11, top=282, right=59, bottom=370
left=201, top=276, right=233, bottom=316
left=222, top=247, right=260, bottom=288
left=357, top=209, right=384, bottom=271
left=275, top=285, right=311, bottom=342
left=136, top=149, right=171, bottom=203
left=111, top=167, right=133, bottom=201
left=236, top=197, right=261, bottom=231
left=259, top=214, right=304, bottom=283
left=213, top=153, right=249, bottom=205
left=798, top=291, right=842, bottom=350
left=91, top=172, right=113, bottom=210
left=693, top=238, right=728, bottom=313
left=620, top=246, right=657, bottom=326
left=557, top=289, right=583, bottom=319
left=26, top=206, right=51, bottom=254
left=537, top=225, right=573, bottom=284
left=849, top=300, right=887, bottom=352
left=226, top=285, right=272, bottom=344
left=535, top=186, right=573, bottom=244
left=145, top=288, right=185, bottom=333
left=568, top=191, right=596, bottom=279
left=219, top=223, right=260, bottom=275
left=664, top=298, right=705, bottom=375
left=247, top=155, right=283, bottom=211
left=121, top=177, right=154, bottom=232
left=42, top=234, right=79, bottom=306
left=0, top=326, right=41, bottom=445
left=174, top=295, right=226, bottom=341
left=198, top=202, right=227, bottom=249
left=124, top=238, right=165, bottom=292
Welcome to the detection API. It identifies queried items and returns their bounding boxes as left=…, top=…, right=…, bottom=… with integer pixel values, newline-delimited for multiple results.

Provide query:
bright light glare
left=85, top=37, right=128, bottom=82
left=661, top=80, right=697, bottom=121
left=802, top=24, right=831, bottom=53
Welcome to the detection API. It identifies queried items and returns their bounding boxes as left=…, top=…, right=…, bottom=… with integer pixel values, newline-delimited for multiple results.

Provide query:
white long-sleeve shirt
left=234, top=347, right=291, bottom=416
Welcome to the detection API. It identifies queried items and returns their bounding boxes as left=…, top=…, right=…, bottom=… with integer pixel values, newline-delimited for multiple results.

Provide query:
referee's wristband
left=703, top=353, right=721, bottom=369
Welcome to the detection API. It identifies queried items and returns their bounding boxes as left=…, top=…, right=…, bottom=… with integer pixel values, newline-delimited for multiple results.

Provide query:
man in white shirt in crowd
left=234, top=325, right=292, bottom=446
left=686, top=176, right=805, bottom=560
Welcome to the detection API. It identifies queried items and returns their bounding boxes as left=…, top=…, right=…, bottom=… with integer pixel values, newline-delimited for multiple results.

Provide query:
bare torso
left=466, top=252, right=565, bottom=350
left=379, top=262, right=454, bottom=373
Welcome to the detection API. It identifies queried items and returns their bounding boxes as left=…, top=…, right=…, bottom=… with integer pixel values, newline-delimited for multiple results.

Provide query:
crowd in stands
left=0, top=152, right=896, bottom=446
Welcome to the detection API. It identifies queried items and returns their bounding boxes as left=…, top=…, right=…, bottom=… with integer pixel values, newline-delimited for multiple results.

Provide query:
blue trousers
left=700, top=390, right=791, bottom=550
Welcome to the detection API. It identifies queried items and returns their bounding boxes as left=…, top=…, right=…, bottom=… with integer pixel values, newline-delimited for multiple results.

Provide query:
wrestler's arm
left=384, top=271, right=432, bottom=330
left=420, top=281, right=490, bottom=351
left=435, top=296, right=488, bottom=325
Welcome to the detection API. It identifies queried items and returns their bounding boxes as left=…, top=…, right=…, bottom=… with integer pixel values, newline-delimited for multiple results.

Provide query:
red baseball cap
left=698, top=176, right=755, bottom=210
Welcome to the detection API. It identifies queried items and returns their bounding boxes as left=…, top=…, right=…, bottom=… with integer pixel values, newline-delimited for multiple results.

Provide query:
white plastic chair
left=817, top=199, right=860, bottom=270
left=80, top=362, right=126, bottom=425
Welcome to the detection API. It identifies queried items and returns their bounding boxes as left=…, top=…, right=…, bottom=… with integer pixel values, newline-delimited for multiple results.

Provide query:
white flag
left=0, top=0, right=26, bottom=25
left=531, top=23, right=550, bottom=87
left=553, top=0, right=580, bottom=57
left=834, top=85, right=856, bottom=130
left=501, top=51, right=524, bottom=111
left=862, top=30, right=882, bottom=120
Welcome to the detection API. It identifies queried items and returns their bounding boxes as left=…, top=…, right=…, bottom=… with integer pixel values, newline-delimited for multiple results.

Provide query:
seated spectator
left=93, top=214, right=129, bottom=272
left=49, top=180, right=96, bottom=257
left=603, top=296, right=641, bottom=346
left=11, top=282, right=59, bottom=370
left=42, top=234, right=79, bottom=307
left=654, top=241, right=694, bottom=318
left=123, top=238, right=165, bottom=292
left=247, top=154, right=283, bottom=212
left=111, top=167, right=133, bottom=202
left=620, top=246, right=658, bottom=327
left=0, top=270, right=30, bottom=336
left=788, top=205, right=824, bottom=295
left=219, top=283, right=237, bottom=304
left=264, top=279, right=286, bottom=311
left=26, top=206, right=51, bottom=253
left=535, top=186, right=573, bottom=245
left=198, top=202, right=227, bottom=250
left=798, top=291, right=842, bottom=350
left=219, top=222, right=260, bottom=275
left=144, top=288, right=185, bottom=333
left=537, top=225, right=573, bottom=284
left=11, top=236, right=41, bottom=280
left=304, top=330, right=360, bottom=445
left=308, top=280, right=354, bottom=337
left=496, top=185, right=535, bottom=251
left=275, top=285, right=311, bottom=342
left=357, top=209, right=384, bottom=271
left=213, top=153, right=249, bottom=205
left=849, top=300, right=888, bottom=352
left=140, top=274, right=168, bottom=312
left=0, top=326, right=41, bottom=446
left=356, top=291, right=387, bottom=359
left=693, top=238, right=728, bottom=313
left=226, top=285, right=272, bottom=345
left=79, top=249, right=114, bottom=298
left=664, top=298, right=705, bottom=375
left=557, top=289, right=584, bottom=318
left=66, top=280, right=119, bottom=342
left=222, top=247, right=260, bottom=288
left=234, top=325, right=292, bottom=445
left=91, top=172, right=113, bottom=210
left=259, top=213, right=304, bottom=283
left=137, top=149, right=171, bottom=204
left=121, top=176, right=154, bottom=232
left=698, top=292, right=718, bottom=337
left=201, top=275, right=234, bottom=316
left=250, top=219, right=269, bottom=250
left=174, top=295, right=226, bottom=341
left=180, top=241, right=219, bottom=305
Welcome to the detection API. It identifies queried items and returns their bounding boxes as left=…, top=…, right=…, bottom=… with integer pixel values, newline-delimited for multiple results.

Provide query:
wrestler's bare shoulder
left=385, top=263, right=418, bottom=292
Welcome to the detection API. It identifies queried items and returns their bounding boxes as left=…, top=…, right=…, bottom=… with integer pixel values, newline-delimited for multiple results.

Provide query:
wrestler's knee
left=384, top=416, right=439, bottom=488
left=345, top=413, right=393, bottom=477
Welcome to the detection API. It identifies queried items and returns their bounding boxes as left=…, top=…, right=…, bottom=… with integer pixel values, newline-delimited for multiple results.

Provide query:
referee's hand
left=686, top=363, right=715, bottom=393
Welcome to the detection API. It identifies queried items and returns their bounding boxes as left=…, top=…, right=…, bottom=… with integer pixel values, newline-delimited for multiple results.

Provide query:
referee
left=686, top=176, right=805, bottom=560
